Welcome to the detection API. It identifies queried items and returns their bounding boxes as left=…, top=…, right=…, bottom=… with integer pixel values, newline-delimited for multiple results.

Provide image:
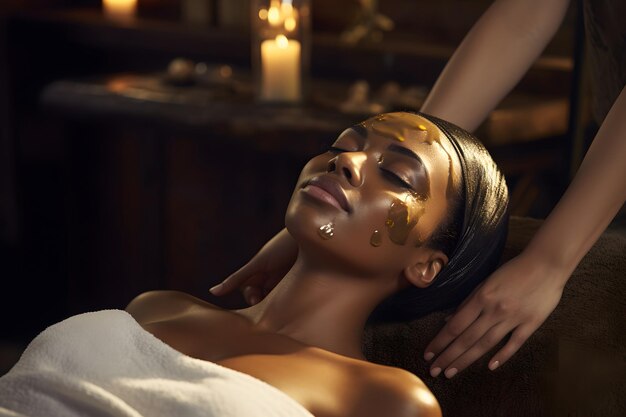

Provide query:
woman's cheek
left=356, top=191, right=427, bottom=249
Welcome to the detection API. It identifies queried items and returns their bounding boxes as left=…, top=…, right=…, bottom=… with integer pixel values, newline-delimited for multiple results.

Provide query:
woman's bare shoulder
left=348, top=363, right=441, bottom=417
left=125, top=290, right=220, bottom=324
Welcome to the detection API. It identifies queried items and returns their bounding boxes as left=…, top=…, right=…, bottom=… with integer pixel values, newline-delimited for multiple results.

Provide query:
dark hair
left=368, top=112, right=510, bottom=323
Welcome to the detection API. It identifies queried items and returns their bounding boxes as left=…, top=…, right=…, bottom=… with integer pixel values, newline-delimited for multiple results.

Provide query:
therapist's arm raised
left=421, top=0, right=626, bottom=377
left=420, top=0, right=570, bottom=131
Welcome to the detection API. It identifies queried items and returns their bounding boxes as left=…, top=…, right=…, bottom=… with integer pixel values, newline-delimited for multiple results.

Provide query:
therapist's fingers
left=210, top=262, right=263, bottom=296
left=428, top=314, right=502, bottom=376
left=436, top=321, right=511, bottom=377
left=263, top=274, right=283, bottom=295
left=486, top=323, right=537, bottom=371
left=423, top=294, right=483, bottom=361
left=243, top=285, right=264, bottom=305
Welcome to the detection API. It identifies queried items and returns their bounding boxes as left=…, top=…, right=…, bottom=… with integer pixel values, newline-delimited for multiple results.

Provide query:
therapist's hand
left=209, top=228, right=297, bottom=305
left=423, top=252, right=566, bottom=378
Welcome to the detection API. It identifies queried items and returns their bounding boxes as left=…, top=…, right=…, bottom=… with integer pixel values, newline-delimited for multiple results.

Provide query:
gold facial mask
left=385, top=197, right=425, bottom=246
left=360, top=113, right=429, bottom=144
left=370, top=230, right=382, bottom=247
left=318, top=222, right=335, bottom=240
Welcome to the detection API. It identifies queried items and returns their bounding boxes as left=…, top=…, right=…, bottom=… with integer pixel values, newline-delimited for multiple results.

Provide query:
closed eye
left=380, top=168, right=412, bottom=189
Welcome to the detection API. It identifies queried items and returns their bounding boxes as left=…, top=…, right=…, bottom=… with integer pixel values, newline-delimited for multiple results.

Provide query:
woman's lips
left=301, top=177, right=351, bottom=213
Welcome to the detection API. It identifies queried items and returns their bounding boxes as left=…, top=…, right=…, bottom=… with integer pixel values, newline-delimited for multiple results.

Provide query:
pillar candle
left=261, top=35, right=301, bottom=102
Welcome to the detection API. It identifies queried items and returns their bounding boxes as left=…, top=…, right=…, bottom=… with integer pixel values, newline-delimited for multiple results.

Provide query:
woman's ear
left=403, top=252, right=448, bottom=288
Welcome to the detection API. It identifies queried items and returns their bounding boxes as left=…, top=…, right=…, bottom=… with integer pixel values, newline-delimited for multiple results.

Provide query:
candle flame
left=276, top=34, right=289, bottom=48
left=284, top=16, right=296, bottom=31
left=281, top=3, right=293, bottom=16
left=268, top=7, right=281, bottom=26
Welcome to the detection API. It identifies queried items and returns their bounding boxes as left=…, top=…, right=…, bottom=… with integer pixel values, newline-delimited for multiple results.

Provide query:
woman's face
left=285, top=112, right=462, bottom=277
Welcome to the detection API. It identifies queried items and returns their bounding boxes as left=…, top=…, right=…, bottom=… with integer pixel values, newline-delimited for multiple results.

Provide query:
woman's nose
left=327, top=152, right=367, bottom=187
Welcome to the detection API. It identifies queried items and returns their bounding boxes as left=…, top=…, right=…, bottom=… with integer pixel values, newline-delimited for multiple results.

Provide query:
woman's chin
left=285, top=195, right=334, bottom=235
left=285, top=209, right=328, bottom=248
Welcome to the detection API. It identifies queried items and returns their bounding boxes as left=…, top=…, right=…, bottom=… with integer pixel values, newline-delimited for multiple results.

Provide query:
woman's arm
left=425, top=85, right=626, bottom=377
left=421, top=0, right=571, bottom=131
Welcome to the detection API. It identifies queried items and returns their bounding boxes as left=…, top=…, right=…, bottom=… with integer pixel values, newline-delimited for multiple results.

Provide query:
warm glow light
left=267, top=6, right=281, bottom=26
left=261, top=35, right=301, bottom=101
left=102, top=0, right=137, bottom=20
left=107, top=78, right=130, bottom=93
left=284, top=16, right=296, bottom=31
left=257, top=0, right=303, bottom=102
left=219, top=65, right=233, bottom=78
left=276, top=34, right=289, bottom=48
left=281, top=3, right=293, bottom=16
left=415, top=388, right=438, bottom=407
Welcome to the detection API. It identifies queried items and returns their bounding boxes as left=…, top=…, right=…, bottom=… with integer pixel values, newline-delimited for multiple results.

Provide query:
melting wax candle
left=260, top=34, right=301, bottom=102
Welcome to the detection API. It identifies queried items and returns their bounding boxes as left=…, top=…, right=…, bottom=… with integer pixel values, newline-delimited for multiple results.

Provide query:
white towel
left=0, top=310, right=314, bottom=417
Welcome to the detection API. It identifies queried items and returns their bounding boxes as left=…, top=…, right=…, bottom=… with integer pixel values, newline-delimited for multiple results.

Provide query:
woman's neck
left=235, top=253, right=402, bottom=360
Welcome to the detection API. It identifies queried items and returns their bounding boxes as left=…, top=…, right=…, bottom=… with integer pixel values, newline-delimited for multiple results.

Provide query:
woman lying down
left=0, top=112, right=508, bottom=417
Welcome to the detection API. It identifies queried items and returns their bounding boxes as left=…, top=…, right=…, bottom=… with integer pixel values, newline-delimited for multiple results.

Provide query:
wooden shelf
left=10, top=8, right=572, bottom=92
left=40, top=72, right=568, bottom=149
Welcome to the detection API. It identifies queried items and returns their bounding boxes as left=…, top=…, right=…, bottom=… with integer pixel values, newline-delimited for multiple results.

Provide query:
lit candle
left=284, top=15, right=297, bottom=31
left=103, top=0, right=137, bottom=21
left=267, top=6, right=281, bottom=26
left=261, top=34, right=301, bottom=102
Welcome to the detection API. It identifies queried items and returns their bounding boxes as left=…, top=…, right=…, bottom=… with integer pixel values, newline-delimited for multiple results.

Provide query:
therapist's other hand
left=209, top=228, right=297, bottom=305
left=423, top=252, right=566, bottom=378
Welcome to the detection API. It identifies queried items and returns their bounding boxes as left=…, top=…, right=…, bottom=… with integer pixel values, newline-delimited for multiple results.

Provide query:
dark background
left=0, top=0, right=592, bottom=372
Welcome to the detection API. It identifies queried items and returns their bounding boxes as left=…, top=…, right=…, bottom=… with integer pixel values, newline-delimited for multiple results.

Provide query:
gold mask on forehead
left=360, top=113, right=433, bottom=144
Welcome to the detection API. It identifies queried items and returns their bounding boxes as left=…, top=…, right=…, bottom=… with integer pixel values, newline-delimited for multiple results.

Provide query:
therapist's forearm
left=421, top=0, right=570, bottom=132
left=523, top=86, right=626, bottom=281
